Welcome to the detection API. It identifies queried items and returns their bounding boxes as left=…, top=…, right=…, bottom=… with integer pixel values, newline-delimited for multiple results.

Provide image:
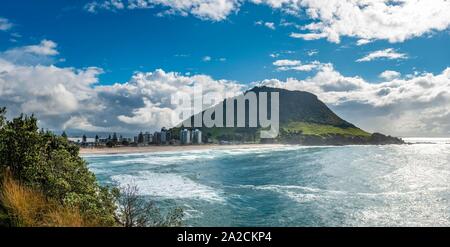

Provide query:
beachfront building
left=143, top=132, right=153, bottom=144
left=180, top=129, right=191, bottom=145
left=193, top=129, right=202, bottom=144
left=161, top=127, right=167, bottom=144
left=153, top=131, right=161, bottom=144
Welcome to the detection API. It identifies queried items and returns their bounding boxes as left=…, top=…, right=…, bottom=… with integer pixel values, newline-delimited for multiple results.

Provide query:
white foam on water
left=111, top=171, right=224, bottom=203
left=239, top=184, right=450, bottom=203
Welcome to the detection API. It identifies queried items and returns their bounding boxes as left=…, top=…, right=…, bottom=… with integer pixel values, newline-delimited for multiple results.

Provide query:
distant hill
left=172, top=86, right=403, bottom=145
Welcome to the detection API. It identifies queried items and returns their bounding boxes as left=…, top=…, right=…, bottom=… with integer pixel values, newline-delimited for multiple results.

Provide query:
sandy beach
left=79, top=144, right=288, bottom=155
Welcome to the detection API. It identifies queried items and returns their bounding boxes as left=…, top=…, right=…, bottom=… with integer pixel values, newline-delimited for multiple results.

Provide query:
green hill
left=173, top=86, right=403, bottom=145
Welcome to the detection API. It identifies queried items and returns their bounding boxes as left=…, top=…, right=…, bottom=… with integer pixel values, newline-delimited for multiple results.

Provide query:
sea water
left=84, top=138, right=450, bottom=226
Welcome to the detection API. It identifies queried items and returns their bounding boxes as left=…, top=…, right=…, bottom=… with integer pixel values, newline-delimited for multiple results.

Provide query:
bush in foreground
left=0, top=107, right=183, bottom=227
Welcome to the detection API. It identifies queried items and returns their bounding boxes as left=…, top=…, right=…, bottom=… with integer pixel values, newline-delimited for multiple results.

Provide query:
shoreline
left=79, top=144, right=288, bottom=155
left=79, top=138, right=449, bottom=156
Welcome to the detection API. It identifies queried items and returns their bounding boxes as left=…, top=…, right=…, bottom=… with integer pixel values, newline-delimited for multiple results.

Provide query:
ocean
left=84, top=138, right=450, bottom=226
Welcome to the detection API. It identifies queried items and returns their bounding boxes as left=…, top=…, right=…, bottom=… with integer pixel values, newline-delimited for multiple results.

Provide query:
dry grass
left=1, top=173, right=94, bottom=227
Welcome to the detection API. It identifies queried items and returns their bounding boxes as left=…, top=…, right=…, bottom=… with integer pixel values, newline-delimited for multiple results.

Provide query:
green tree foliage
left=0, top=109, right=118, bottom=226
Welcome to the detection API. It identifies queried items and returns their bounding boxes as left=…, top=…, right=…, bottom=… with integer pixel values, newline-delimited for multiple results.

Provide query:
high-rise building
left=142, top=132, right=152, bottom=144
left=193, top=129, right=202, bottom=144
left=153, top=131, right=161, bottom=144
left=180, top=129, right=191, bottom=145
left=161, top=127, right=167, bottom=144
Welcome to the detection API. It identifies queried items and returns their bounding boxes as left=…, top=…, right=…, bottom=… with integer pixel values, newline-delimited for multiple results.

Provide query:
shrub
left=0, top=107, right=183, bottom=227
left=0, top=108, right=117, bottom=226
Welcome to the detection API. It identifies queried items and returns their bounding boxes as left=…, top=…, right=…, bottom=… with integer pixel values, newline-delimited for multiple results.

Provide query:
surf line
left=177, top=231, right=212, bottom=245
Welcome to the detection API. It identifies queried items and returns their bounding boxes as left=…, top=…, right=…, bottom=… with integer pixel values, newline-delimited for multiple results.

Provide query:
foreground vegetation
left=0, top=107, right=182, bottom=227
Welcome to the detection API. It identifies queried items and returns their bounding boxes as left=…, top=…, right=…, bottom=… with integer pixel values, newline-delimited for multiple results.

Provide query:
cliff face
left=176, top=86, right=404, bottom=145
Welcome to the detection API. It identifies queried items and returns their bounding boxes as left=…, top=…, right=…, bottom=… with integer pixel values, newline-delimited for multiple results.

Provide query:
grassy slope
left=282, top=122, right=371, bottom=137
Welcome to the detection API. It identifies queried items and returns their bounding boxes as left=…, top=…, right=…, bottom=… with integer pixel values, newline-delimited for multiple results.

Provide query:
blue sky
left=2, top=0, right=448, bottom=84
left=0, top=0, right=449, bottom=136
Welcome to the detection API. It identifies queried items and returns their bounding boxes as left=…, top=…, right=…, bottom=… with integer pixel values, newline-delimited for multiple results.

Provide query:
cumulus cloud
left=0, top=17, right=13, bottom=31
left=0, top=39, right=60, bottom=65
left=261, top=0, right=450, bottom=43
left=103, top=69, right=244, bottom=129
left=356, top=48, right=408, bottom=62
left=258, top=64, right=450, bottom=136
left=0, top=41, right=244, bottom=134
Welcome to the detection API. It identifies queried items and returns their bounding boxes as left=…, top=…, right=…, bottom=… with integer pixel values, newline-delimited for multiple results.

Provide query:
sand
left=79, top=144, right=288, bottom=155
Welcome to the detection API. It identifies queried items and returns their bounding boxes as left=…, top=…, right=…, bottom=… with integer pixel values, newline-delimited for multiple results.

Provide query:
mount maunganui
left=173, top=86, right=404, bottom=145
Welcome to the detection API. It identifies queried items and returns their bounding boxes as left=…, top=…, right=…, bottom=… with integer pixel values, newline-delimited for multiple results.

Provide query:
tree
left=61, top=131, right=68, bottom=139
left=0, top=108, right=183, bottom=227
left=117, top=184, right=183, bottom=227
left=0, top=107, right=6, bottom=127
left=0, top=109, right=118, bottom=226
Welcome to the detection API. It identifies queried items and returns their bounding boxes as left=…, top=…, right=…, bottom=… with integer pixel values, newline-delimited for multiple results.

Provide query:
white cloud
left=102, top=69, right=244, bottom=129
left=255, top=20, right=276, bottom=30
left=256, top=0, right=450, bottom=43
left=379, top=70, right=401, bottom=81
left=0, top=17, right=13, bottom=31
left=306, top=50, right=318, bottom=56
left=63, top=116, right=110, bottom=132
left=22, top=40, right=59, bottom=56
left=0, top=39, right=60, bottom=65
left=258, top=64, right=450, bottom=136
left=273, top=59, right=301, bottom=66
left=85, top=0, right=126, bottom=12
left=264, top=22, right=276, bottom=30
left=273, top=59, right=327, bottom=72
left=86, top=0, right=239, bottom=21
left=202, top=56, right=226, bottom=62
left=85, top=1, right=450, bottom=43
left=356, top=39, right=372, bottom=46
left=356, top=48, right=408, bottom=62
left=290, top=32, right=326, bottom=40
left=0, top=41, right=245, bottom=133
left=0, top=58, right=103, bottom=119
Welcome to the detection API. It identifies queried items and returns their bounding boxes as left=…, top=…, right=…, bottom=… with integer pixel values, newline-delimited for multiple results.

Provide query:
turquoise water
left=84, top=139, right=450, bottom=226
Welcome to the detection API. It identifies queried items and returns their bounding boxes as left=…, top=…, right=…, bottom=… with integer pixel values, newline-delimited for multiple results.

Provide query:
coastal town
left=68, top=127, right=204, bottom=148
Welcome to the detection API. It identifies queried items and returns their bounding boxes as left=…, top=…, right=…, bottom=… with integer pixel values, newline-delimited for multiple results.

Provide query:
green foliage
left=282, top=122, right=371, bottom=137
left=0, top=109, right=118, bottom=226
